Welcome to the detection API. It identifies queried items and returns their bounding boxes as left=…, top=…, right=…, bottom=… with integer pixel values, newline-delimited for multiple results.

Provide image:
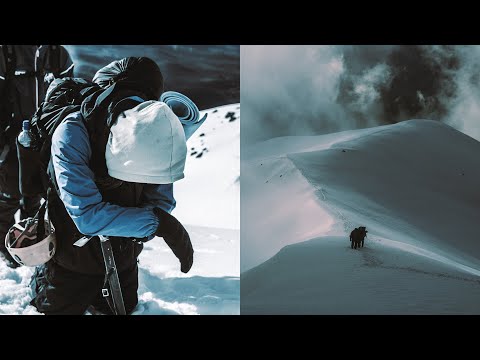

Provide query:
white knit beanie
left=105, top=101, right=187, bottom=184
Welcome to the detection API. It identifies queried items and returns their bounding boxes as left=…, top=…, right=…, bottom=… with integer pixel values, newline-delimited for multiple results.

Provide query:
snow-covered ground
left=241, top=119, right=480, bottom=314
left=133, top=224, right=239, bottom=315
left=174, top=104, right=240, bottom=230
left=0, top=104, right=240, bottom=315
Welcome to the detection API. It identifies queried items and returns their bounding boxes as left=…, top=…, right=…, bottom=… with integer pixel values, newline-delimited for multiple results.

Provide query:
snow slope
left=241, top=119, right=480, bottom=314
left=0, top=104, right=240, bottom=315
left=174, top=104, right=240, bottom=230
left=133, top=224, right=239, bottom=315
left=242, top=236, right=480, bottom=314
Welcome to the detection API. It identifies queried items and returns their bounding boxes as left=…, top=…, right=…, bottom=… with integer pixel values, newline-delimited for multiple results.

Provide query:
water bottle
left=17, top=120, right=37, bottom=150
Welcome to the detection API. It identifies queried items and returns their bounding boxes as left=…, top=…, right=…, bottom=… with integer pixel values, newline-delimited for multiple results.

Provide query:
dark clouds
left=65, top=45, right=239, bottom=110
left=241, top=45, right=480, bottom=146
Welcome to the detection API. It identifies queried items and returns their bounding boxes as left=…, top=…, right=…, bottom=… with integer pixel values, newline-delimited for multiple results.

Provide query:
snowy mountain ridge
left=242, top=119, right=480, bottom=314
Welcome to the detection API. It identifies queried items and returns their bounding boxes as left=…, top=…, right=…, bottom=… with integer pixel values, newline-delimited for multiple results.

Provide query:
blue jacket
left=51, top=112, right=176, bottom=240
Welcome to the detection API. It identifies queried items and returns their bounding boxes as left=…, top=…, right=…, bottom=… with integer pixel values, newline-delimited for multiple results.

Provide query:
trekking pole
left=99, top=235, right=126, bottom=315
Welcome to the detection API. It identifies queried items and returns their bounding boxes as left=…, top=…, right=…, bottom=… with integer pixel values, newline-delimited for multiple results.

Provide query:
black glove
left=153, top=207, right=193, bottom=273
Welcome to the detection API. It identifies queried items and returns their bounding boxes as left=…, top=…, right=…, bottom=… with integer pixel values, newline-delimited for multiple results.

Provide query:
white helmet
left=5, top=217, right=56, bottom=267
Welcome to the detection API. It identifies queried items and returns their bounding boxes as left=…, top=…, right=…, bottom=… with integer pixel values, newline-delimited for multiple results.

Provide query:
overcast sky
left=241, top=45, right=480, bottom=145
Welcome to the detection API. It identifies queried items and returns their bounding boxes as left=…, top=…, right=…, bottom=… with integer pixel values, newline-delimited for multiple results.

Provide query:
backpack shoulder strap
left=87, top=95, right=144, bottom=178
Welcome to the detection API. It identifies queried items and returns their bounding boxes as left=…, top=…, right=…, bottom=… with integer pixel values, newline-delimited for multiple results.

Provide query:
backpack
left=17, top=78, right=100, bottom=198
left=18, top=77, right=145, bottom=198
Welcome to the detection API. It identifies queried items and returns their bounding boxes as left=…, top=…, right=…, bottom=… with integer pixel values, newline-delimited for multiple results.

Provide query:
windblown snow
left=0, top=104, right=240, bottom=315
left=241, top=119, right=480, bottom=314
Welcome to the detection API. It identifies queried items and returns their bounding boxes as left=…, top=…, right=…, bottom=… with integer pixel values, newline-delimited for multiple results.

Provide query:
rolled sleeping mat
left=160, top=91, right=207, bottom=140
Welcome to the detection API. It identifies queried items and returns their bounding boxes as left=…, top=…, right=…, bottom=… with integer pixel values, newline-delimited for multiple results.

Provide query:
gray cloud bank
left=241, top=45, right=480, bottom=146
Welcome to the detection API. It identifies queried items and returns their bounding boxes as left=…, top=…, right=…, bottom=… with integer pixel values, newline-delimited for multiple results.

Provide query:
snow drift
left=241, top=119, right=480, bottom=314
